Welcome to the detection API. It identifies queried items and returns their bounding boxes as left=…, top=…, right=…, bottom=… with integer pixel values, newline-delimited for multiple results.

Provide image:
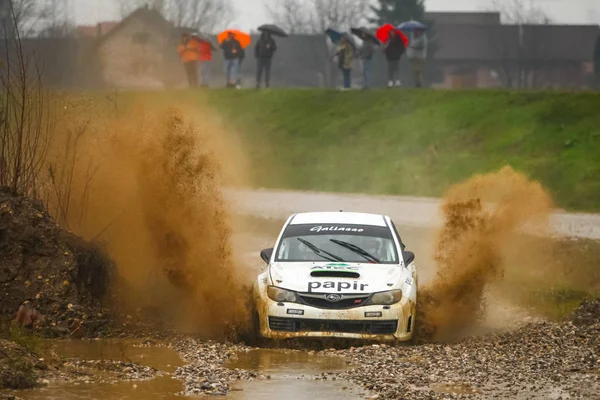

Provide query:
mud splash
left=43, top=97, right=251, bottom=338
left=419, top=167, right=553, bottom=341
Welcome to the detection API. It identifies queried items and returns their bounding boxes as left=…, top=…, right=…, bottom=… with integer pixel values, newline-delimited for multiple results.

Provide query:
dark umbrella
left=397, top=20, right=428, bottom=32
left=258, top=24, right=288, bottom=37
left=350, top=27, right=381, bottom=46
left=326, top=28, right=343, bottom=44
left=341, top=32, right=357, bottom=49
left=326, top=28, right=357, bottom=49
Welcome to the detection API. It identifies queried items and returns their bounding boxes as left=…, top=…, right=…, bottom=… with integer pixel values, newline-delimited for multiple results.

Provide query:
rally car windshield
left=275, top=224, right=399, bottom=264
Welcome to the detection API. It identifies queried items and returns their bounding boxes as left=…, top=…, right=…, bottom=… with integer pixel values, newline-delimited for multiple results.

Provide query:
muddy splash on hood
left=43, top=98, right=251, bottom=338
left=419, top=166, right=553, bottom=341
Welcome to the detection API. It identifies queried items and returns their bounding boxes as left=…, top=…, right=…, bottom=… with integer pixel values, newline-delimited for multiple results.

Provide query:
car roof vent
left=310, top=270, right=360, bottom=279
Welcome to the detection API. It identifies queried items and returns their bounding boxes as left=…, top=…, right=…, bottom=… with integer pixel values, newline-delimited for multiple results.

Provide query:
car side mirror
left=404, top=251, right=415, bottom=265
left=260, top=248, right=273, bottom=264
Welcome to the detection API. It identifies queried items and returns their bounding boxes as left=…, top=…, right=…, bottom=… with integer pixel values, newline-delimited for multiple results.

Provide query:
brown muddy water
left=226, top=350, right=364, bottom=400
left=11, top=341, right=364, bottom=400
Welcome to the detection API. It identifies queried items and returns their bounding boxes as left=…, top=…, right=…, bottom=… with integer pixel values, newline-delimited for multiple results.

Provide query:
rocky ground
left=0, top=188, right=114, bottom=339
left=173, top=339, right=266, bottom=396
left=322, top=299, right=600, bottom=400
left=0, top=339, right=44, bottom=390
left=0, top=338, right=165, bottom=392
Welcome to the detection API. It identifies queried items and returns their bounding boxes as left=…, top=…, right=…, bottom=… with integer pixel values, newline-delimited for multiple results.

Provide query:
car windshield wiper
left=297, top=238, right=344, bottom=262
left=329, top=239, right=381, bottom=264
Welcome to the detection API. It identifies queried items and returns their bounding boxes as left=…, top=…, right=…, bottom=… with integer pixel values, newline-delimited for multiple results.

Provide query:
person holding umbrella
left=191, top=34, right=216, bottom=87
left=254, top=30, right=277, bottom=89
left=384, top=29, right=406, bottom=88
left=400, top=21, right=428, bottom=88
left=220, top=31, right=243, bottom=88
left=177, top=32, right=199, bottom=88
left=335, top=35, right=355, bottom=90
left=406, top=27, right=428, bottom=87
left=377, top=24, right=408, bottom=88
left=255, top=24, right=286, bottom=89
left=352, top=27, right=379, bottom=90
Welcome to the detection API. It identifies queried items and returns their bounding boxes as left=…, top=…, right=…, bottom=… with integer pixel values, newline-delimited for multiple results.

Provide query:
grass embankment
left=200, top=89, right=600, bottom=213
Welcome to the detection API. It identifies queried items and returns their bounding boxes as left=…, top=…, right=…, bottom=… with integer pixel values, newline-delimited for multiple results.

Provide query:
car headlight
left=267, top=286, right=298, bottom=303
left=366, top=290, right=403, bottom=305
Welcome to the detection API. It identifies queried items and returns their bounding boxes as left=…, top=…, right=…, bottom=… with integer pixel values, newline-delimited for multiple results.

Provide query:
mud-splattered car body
left=254, top=212, right=417, bottom=342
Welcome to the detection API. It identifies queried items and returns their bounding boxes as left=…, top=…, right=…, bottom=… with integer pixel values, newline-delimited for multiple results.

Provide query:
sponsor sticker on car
left=308, top=281, right=369, bottom=293
left=364, top=311, right=382, bottom=318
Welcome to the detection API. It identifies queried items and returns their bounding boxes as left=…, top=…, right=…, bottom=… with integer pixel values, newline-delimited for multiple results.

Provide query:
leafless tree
left=265, top=0, right=370, bottom=34
left=0, top=1, right=50, bottom=197
left=118, top=0, right=234, bottom=33
left=493, top=0, right=551, bottom=24
left=118, top=0, right=167, bottom=18
left=1, top=0, right=40, bottom=35
left=168, top=0, right=234, bottom=33
left=37, top=0, right=75, bottom=37
left=264, top=0, right=311, bottom=34
left=308, top=0, right=370, bottom=33
left=488, top=0, right=552, bottom=88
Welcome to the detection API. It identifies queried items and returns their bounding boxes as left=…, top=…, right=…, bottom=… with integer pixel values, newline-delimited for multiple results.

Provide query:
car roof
left=289, top=212, right=388, bottom=227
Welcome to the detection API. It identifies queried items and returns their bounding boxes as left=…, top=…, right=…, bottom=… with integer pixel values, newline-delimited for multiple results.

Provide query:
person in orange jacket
left=177, top=33, right=199, bottom=88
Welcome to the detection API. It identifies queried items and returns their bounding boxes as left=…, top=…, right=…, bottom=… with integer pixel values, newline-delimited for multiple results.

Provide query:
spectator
left=336, top=36, right=354, bottom=90
left=237, top=47, right=245, bottom=88
left=384, top=30, right=406, bottom=88
left=407, top=28, right=428, bottom=88
left=359, top=39, right=375, bottom=90
left=255, top=30, right=277, bottom=89
left=177, top=33, right=199, bottom=88
left=196, top=38, right=213, bottom=87
left=220, top=32, right=242, bottom=88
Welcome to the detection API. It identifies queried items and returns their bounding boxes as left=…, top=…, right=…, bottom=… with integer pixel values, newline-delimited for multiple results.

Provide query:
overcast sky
left=74, top=0, right=600, bottom=29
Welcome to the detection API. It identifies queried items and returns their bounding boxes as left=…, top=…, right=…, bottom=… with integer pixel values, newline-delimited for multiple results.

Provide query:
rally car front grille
left=269, top=317, right=398, bottom=335
left=298, top=294, right=370, bottom=310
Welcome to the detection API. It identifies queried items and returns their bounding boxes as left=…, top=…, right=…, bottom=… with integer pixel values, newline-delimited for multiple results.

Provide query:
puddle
left=225, top=349, right=350, bottom=377
left=229, top=380, right=363, bottom=400
left=50, top=339, right=184, bottom=372
left=226, top=349, right=364, bottom=399
left=14, top=376, right=183, bottom=400
left=6, top=342, right=364, bottom=400
left=14, top=340, right=185, bottom=400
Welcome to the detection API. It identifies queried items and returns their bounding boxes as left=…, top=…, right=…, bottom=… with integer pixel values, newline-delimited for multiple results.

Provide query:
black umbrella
left=341, top=32, right=358, bottom=49
left=350, top=27, right=381, bottom=46
left=258, top=24, right=288, bottom=37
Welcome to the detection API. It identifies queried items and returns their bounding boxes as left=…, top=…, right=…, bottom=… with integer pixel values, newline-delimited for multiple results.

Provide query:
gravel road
left=226, top=189, right=600, bottom=240
left=326, top=299, right=600, bottom=400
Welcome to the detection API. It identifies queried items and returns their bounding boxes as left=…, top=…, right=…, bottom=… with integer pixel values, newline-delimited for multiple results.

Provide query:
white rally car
left=253, top=212, right=417, bottom=342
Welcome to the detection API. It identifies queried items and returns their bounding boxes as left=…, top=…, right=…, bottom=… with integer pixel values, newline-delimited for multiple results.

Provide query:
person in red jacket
left=196, top=38, right=213, bottom=87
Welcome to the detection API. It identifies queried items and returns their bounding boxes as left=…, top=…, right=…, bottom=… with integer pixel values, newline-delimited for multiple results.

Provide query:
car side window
left=390, top=222, right=406, bottom=251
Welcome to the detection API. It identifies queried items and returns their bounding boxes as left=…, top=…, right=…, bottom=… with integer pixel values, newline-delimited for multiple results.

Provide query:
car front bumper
left=257, top=297, right=416, bottom=342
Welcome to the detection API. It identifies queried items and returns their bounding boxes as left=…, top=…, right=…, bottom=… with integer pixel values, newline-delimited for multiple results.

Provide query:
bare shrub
left=0, top=2, right=50, bottom=198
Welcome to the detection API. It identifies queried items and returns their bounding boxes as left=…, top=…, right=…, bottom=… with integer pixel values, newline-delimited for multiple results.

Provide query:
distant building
left=76, top=22, right=119, bottom=38
left=93, top=8, right=179, bottom=89
left=423, top=12, right=599, bottom=89
left=426, top=11, right=502, bottom=25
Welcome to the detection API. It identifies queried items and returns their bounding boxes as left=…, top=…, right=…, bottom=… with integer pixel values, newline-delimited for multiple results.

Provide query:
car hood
left=268, top=262, right=405, bottom=294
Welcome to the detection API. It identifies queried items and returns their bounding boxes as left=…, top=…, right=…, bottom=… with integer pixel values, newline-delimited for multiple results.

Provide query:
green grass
left=193, top=89, right=600, bottom=212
